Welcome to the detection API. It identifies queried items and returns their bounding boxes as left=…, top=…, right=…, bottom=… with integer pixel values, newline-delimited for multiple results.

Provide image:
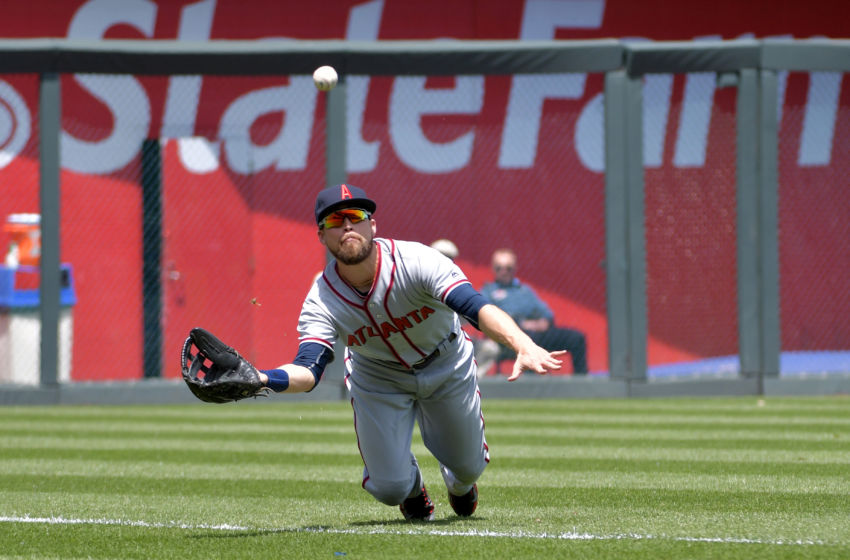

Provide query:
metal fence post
left=141, top=139, right=163, bottom=379
left=737, top=68, right=781, bottom=390
left=736, top=68, right=761, bottom=379
left=605, top=70, right=647, bottom=383
left=624, top=74, right=648, bottom=383
left=758, top=69, right=781, bottom=379
left=38, top=72, right=60, bottom=387
left=604, top=70, right=630, bottom=380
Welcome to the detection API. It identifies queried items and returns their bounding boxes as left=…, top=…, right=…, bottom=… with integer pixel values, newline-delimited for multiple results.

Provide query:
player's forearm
left=259, top=364, right=317, bottom=393
left=478, top=304, right=536, bottom=353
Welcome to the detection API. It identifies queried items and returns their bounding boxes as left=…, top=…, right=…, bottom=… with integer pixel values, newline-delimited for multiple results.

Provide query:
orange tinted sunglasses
left=319, top=208, right=371, bottom=229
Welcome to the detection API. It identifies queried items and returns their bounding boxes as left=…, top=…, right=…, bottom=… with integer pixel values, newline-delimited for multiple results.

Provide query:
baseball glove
left=180, top=327, right=270, bottom=403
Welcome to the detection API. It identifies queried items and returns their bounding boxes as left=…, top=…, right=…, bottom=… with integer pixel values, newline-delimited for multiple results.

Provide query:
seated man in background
left=478, top=248, right=588, bottom=375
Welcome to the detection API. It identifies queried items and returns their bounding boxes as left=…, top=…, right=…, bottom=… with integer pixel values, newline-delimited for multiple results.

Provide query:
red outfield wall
left=0, top=0, right=847, bottom=379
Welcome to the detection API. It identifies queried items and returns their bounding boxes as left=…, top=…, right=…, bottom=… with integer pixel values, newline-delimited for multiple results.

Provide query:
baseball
left=313, top=65, right=338, bottom=91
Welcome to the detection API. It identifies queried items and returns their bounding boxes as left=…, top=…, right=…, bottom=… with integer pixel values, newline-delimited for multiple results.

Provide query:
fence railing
left=0, top=38, right=847, bottom=394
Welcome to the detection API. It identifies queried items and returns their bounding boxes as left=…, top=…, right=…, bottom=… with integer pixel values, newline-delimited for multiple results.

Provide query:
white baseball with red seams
left=297, top=238, right=489, bottom=504
left=312, top=65, right=338, bottom=91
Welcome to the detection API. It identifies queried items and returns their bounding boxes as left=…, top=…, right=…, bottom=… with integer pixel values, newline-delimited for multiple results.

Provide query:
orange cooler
left=4, top=213, right=41, bottom=266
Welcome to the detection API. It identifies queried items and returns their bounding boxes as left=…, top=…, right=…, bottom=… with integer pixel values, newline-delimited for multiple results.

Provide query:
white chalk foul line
left=0, top=515, right=828, bottom=546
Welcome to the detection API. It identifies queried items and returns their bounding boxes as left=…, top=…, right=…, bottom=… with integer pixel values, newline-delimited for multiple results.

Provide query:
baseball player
left=256, top=184, right=566, bottom=521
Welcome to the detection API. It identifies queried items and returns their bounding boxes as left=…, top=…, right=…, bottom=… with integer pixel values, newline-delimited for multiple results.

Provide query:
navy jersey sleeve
left=293, top=341, right=334, bottom=390
left=445, top=283, right=488, bottom=330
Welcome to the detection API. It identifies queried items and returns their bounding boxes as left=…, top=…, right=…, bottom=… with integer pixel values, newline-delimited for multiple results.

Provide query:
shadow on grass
left=185, top=516, right=486, bottom=539
left=349, top=516, right=487, bottom=528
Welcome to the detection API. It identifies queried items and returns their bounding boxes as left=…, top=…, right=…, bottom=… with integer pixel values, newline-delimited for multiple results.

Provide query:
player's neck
left=337, top=248, right=378, bottom=292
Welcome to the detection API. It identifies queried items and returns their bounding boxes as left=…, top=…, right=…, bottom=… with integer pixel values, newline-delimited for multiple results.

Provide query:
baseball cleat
left=399, top=484, right=435, bottom=521
left=448, top=484, right=478, bottom=517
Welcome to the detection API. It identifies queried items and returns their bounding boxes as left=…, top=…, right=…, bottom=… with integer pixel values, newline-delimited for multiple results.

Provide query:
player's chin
left=335, top=241, right=371, bottom=265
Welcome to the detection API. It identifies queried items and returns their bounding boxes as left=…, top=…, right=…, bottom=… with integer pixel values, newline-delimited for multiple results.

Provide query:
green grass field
left=0, top=396, right=848, bottom=559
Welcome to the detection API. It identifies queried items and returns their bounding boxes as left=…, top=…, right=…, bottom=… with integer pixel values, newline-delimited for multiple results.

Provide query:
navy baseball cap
left=314, top=184, right=377, bottom=224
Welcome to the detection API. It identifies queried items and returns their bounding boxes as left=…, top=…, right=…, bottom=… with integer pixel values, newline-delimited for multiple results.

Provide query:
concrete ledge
left=0, top=377, right=348, bottom=406
left=627, top=376, right=761, bottom=397
left=478, top=375, right=629, bottom=399
left=764, top=374, right=850, bottom=396
left=1, top=373, right=848, bottom=405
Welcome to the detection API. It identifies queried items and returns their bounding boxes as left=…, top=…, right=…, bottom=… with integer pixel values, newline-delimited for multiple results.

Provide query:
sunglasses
left=493, top=264, right=514, bottom=272
left=319, top=208, right=371, bottom=229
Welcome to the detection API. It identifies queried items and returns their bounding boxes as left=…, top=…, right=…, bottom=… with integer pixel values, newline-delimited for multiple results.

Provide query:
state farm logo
left=0, top=80, right=31, bottom=169
left=0, top=0, right=844, bottom=176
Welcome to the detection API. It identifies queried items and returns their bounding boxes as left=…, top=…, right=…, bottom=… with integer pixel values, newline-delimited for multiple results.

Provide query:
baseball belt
left=412, top=332, right=458, bottom=370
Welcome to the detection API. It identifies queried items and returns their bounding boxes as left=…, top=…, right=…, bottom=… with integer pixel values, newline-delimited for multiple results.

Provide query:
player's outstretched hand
left=508, top=348, right=566, bottom=381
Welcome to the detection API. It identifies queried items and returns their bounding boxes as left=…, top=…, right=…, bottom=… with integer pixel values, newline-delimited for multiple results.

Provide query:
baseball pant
left=345, top=342, right=489, bottom=505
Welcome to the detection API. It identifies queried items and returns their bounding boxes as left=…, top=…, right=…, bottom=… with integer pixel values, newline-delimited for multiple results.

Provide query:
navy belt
left=411, top=332, right=458, bottom=370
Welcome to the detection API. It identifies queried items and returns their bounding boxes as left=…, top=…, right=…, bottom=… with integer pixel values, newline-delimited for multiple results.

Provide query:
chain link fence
left=644, top=73, right=740, bottom=374
left=1, top=41, right=848, bottom=386
left=352, top=73, right=608, bottom=375
left=777, top=71, right=850, bottom=373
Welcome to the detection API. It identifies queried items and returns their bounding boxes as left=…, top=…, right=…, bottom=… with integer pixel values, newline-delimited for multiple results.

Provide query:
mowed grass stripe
left=486, top=433, right=850, bottom=452
left=0, top=421, right=354, bottom=436
left=4, top=435, right=850, bottom=465
left=0, top=473, right=355, bottom=500
left=13, top=412, right=842, bottom=429
left=491, top=456, right=850, bottom=477
left=2, top=472, right=845, bottom=516
left=483, top=414, right=850, bottom=428
left=491, top=444, right=850, bottom=463
left=3, top=420, right=846, bottom=441
left=0, top=435, right=359, bottom=453
left=0, top=458, right=361, bottom=482
left=13, top=428, right=849, bottom=454
left=8, top=409, right=848, bottom=446
left=492, top=426, right=849, bottom=443
left=0, top=447, right=362, bottom=467
left=1, top=414, right=354, bottom=428
left=4, top=428, right=847, bottom=454
left=0, top=403, right=354, bottom=422
left=0, top=484, right=402, bottom=529
left=5, top=432, right=848, bottom=458
left=494, top=484, right=849, bottom=515
left=0, top=427, right=356, bottom=444
left=482, top=396, right=850, bottom=415
left=2, top=458, right=847, bottom=496
left=2, top=397, right=848, bottom=422
left=2, top=446, right=847, bottom=480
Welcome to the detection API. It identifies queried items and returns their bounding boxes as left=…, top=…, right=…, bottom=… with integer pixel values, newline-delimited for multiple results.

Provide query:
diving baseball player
left=252, top=184, right=566, bottom=520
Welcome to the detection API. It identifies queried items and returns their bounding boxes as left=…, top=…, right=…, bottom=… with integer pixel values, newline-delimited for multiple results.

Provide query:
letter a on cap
left=341, top=184, right=352, bottom=200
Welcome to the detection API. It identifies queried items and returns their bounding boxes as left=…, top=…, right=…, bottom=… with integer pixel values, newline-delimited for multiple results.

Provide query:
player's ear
left=317, top=228, right=327, bottom=246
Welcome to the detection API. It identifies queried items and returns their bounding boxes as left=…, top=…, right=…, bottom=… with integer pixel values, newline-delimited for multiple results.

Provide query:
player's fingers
left=547, top=355, right=565, bottom=368
left=534, top=361, right=561, bottom=375
left=507, top=363, right=524, bottom=381
left=542, top=351, right=566, bottom=372
left=534, top=356, right=563, bottom=375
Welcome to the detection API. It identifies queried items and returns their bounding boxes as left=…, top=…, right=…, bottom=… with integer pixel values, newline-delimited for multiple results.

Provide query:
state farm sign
left=0, top=0, right=844, bottom=176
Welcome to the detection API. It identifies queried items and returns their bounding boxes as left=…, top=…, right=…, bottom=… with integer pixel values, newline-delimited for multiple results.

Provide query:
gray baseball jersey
left=299, top=238, right=465, bottom=368
left=297, top=238, right=489, bottom=504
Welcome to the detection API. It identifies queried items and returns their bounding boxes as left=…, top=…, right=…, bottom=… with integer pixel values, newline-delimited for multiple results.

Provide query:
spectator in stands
left=478, top=248, right=588, bottom=375
left=430, top=239, right=459, bottom=261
